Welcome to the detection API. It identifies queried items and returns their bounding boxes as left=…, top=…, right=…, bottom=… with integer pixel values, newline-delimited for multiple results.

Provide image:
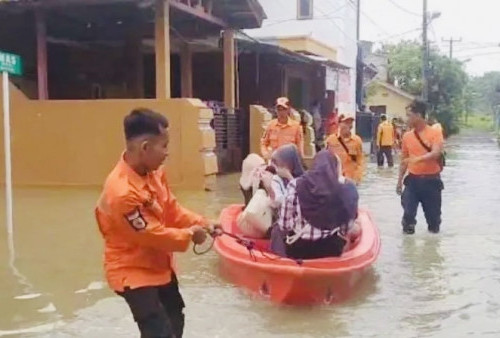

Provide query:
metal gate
left=210, top=102, right=245, bottom=173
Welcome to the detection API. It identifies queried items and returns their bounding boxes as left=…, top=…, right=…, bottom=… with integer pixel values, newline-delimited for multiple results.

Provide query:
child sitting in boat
left=238, top=146, right=305, bottom=238
left=262, top=144, right=305, bottom=210
left=272, top=150, right=359, bottom=259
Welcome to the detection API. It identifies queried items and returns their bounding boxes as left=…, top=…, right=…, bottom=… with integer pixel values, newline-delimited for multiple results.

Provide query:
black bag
left=337, top=136, right=357, bottom=162
left=413, top=130, right=446, bottom=170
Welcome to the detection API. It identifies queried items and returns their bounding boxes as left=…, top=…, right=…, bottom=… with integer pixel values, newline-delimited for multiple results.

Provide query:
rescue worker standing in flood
left=326, top=114, right=365, bottom=184
left=376, top=114, right=395, bottom=167
left=261, top=97, right=304, bottom=160
left=95, top=108, right=214, bottom=338
left=397, top=100, right=444, bottom=234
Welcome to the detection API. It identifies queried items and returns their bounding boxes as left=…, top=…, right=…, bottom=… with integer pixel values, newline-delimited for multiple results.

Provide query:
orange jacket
left=260, top=118, right=304, bottom=159
left=95, top=156, right=206, bottom=292
left=326, top=133, right=365, bottom=184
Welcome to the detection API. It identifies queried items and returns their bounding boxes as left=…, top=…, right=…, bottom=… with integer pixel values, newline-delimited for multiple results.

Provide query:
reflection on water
left=0, top=130, right=499, bottom=337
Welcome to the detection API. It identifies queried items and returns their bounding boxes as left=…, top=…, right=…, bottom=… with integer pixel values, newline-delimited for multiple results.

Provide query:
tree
left=467, top=72, right=500, bottom=115
left=379, top=40, right=469, bottom=135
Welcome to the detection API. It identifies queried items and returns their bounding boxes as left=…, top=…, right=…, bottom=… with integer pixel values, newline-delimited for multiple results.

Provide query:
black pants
left=377, top=146, right=394, bottom=167
left=401, top=174, right=444, bottom=232
left=117, top=276, right=185, bottom=338
left=286, top=234, right=346, bottom=259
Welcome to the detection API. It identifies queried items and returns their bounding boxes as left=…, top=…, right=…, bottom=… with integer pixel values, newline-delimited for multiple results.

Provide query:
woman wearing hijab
left=263, top=144, right=305, bottom=210
left=273, top=150, right=359, bottom=259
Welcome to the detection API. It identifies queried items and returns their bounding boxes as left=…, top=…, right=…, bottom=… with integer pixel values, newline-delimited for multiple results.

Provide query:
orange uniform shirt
left=402, top=126, right=444, bottom=175
left=95, top=156, right=206, bottom=292
left=260, top=118, right=304, bottom=158
left=326, top=134, right=365, bottom=184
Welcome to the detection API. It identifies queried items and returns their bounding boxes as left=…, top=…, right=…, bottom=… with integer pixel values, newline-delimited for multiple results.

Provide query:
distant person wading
left=377, top=114, right=395, bottom=168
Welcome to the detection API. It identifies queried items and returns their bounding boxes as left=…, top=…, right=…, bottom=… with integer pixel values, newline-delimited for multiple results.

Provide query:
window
left=297, top=0, right=313, bottom=20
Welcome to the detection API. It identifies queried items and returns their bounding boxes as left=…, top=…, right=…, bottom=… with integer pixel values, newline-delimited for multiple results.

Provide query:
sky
left=359, top=0, right=500, bottom=76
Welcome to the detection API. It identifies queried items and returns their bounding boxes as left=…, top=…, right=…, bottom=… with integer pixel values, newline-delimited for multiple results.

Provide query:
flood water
left=1, top=130, right=499, bottom=337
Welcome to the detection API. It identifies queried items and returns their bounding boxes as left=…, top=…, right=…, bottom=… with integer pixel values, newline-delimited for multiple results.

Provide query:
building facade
left=0, top=0, right=266, bottom=189
left=244, top=0, right=358, bottom=115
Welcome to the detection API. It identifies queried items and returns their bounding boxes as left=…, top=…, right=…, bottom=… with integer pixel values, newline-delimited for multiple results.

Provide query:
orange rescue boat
left=214, top=204, right=381, bottom=305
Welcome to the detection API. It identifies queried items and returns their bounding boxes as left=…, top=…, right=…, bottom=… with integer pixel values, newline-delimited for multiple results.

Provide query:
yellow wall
left=367, top=84, right=414, bottom=119
left=0, top=81, right=217, bottom=190
left=249, top=105, right=272, bottom=155
left=278, top=36, right=338, bottom=62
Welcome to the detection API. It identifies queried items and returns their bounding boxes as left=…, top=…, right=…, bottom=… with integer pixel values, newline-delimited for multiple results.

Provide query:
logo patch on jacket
left=125, top=208, right=147, bottom=231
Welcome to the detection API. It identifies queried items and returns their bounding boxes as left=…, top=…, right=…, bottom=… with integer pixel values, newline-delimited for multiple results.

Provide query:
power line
left=385, top=0, right=421, bottom=17
left=346, top=0, right=390, bottom=36
left=457, top=51, right=500, bottom=59
left=453, top=45, right=500, bottom=53
left=374, top=27, right=422, bottom=43
left=313, top=4, right=357, bottom=43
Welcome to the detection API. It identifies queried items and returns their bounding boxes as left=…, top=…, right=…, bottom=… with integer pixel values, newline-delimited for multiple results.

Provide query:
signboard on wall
left=325, top=67, right=338, bottom=91
left=337, top=71, right=351, bottom=103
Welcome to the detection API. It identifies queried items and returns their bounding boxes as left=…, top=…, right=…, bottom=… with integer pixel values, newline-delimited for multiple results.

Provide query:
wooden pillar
left=180, top=43, right=193, bottom=98
left=35, top=9, right=48, bottom=100
left=223, top=29, right=236, bottom=109
left=155, top=0, right=171, bottom=99
left=125, top=17, right=144, bottom=98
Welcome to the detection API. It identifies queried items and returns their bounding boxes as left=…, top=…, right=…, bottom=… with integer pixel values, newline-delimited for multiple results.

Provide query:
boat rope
left=193, top=228, right=303, bottom=266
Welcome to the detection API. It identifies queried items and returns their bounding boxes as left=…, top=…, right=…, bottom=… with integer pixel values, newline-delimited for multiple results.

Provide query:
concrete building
left=243, top=0, right=358, bottom=116
left=0, top=0, right=266, bottom=190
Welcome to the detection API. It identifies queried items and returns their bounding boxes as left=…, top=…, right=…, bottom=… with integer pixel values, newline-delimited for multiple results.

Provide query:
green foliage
left=381, top=41, right=423, bottom=96
left=467, top=72, right=500, bottom=115
left=378, top=40, right=469, bottom=136
left=463, top=114, right=494, bottom=131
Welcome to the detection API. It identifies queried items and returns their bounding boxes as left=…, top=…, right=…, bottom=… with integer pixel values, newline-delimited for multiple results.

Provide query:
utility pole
left=442, top=37, right=462, bottom=58
left=356, top=0, right=360, bottom=41
left=422, top=0, right=428, bottom=101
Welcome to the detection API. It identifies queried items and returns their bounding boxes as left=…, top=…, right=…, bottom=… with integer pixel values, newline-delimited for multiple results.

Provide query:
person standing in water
left=376, top=114, right=395, bottom=167
left=260, top=97, right=304, bottom=161
left=397, top=100, right=444, bottom=234
left=95, top=108, right=216, bottom=338
left=326, top=114, right=365, bottom=184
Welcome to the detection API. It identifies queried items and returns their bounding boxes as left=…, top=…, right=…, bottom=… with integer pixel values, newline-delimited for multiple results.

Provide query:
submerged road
left=0, top=130, right=499, bottom=337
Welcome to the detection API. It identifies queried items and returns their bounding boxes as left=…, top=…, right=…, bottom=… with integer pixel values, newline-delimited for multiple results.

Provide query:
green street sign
left=0, top=51, right=22, bottom=76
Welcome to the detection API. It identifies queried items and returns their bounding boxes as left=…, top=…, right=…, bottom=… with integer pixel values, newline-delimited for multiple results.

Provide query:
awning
left=236, top=34, right=318, bottom=65
left=236, top=33, right=350, bottom=70
left=300, top=54, right=350, bottom=70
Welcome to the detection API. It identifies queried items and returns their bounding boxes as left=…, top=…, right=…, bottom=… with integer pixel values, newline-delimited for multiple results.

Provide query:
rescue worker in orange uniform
left=376, top=114, right=395, bottom=167
left=326, top=114, right=365, bottom=184
left=397, top=100, right=444, bottom=234
left=95, top=108, right=216, bottom=338
left=261, top=97, right=304, bottom=160
left=326, top=108, right=340, bottom=136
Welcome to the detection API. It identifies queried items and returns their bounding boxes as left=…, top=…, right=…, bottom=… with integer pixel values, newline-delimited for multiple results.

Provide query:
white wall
left=245, top=0, right=358, bottom=114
